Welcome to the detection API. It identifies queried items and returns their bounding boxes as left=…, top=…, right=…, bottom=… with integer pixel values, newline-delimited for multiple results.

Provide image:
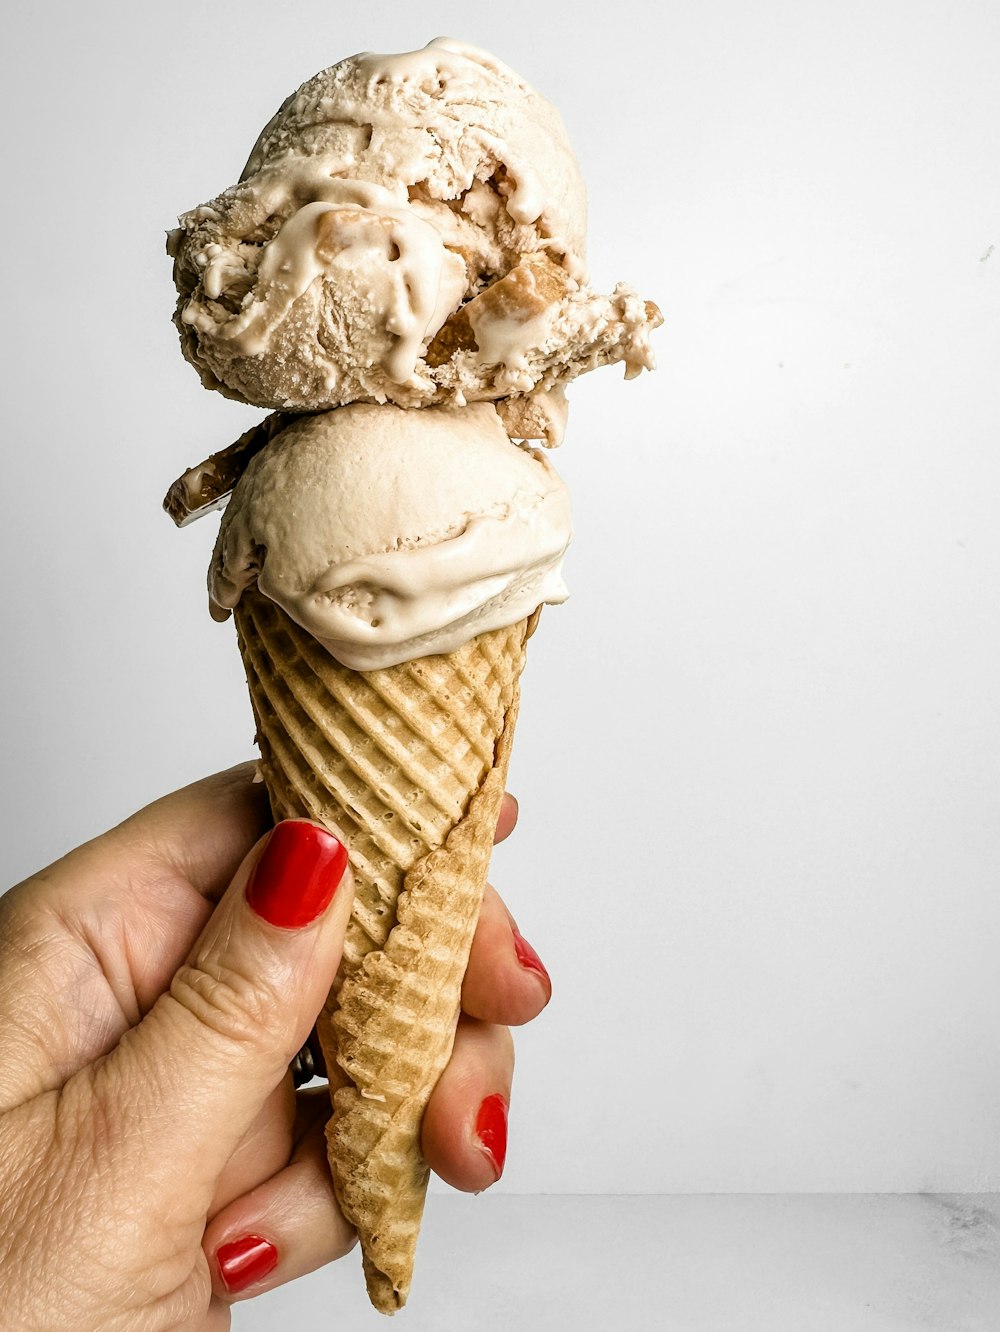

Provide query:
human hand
left=0, top=764, right=550, bottom=1331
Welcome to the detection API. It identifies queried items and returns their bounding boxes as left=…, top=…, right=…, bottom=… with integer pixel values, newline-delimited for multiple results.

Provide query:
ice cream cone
left=233, top=586, right=533, bottom=1313
left=167, top=37, right=658, bottom=1317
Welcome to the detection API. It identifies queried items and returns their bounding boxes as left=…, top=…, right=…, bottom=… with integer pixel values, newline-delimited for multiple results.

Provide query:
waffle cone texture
left=233, top=587, right=531, bottom=1313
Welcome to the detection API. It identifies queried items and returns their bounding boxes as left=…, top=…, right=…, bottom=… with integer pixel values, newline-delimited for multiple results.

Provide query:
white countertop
left=236, top=1193, right=1000, bottom=1330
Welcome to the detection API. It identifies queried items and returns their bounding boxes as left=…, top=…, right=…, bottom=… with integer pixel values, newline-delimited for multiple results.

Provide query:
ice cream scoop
left=209, top=402, right=571, bottom=669
left=168, top=37, right=659, bottom=424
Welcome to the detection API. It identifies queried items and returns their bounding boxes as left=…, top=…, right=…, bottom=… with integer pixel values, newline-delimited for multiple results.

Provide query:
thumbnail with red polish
left=246, top=821, right=348, bottom=928
left=475, top=1093, right=509, bottom=1178
left=217, top=1234, right=278, bottom=1293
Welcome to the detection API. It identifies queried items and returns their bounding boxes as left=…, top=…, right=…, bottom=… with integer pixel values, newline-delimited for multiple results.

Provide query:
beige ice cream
left=168, top=37, right=659, bottom=432
left=209, top=402, right=571, bottom=669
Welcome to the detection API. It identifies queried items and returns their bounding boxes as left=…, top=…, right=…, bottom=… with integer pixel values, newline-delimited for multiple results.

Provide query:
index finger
left=102, top=762, right=273, bottom=902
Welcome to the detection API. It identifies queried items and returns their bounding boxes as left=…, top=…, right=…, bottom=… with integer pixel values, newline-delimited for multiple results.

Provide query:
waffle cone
left=233, top=587, right=531, bottom=1313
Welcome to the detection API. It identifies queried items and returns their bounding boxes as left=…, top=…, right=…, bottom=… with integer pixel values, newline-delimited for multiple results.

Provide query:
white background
left=2, top=0, right=999, bottom=1214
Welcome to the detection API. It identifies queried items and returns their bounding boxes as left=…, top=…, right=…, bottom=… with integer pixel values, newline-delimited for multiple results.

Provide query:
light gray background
left=2, top=0, right=998, bottom=1264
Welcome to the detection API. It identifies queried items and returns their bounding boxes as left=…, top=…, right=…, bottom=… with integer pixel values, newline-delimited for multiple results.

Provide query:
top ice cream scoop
left=168, top=37, right=660, bottom=428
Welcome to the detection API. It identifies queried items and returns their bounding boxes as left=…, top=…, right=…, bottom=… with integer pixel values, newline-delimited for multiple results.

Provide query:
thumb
left=92, top=819, right=352, bottom=1203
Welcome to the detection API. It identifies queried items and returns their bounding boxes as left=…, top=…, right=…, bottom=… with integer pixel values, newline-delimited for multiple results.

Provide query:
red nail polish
left=475, top=1093, right=509, bottom=1179
left=217, top=1233, right=278, bottom=1293
left=246, top=821, right=348, bottom=929
left=513, top=929, right=551, bottom=992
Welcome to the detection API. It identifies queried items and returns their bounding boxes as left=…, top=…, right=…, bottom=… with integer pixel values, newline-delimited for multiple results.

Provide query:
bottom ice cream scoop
left=209, top=401, right=572, bottom=669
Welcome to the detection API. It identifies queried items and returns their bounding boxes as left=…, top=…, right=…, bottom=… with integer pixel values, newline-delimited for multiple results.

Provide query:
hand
left=0, top=764, right=550, bottom=1331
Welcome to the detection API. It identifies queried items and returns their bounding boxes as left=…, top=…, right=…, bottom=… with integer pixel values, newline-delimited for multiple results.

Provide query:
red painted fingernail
left=217, top=1233, right=278, bottom=1293
left=513, top=929, right=551, bottom=992
left=475, top=1093, right=509, bottom=1179
left=246, top=821, right=348, bottom=929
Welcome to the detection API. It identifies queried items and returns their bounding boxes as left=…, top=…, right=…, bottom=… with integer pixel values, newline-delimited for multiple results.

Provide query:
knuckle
left=169, top=952, right=275, bottom=1054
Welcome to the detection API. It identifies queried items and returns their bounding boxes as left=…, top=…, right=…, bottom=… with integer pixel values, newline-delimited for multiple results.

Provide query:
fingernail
left=246, top=821, right=348, bottom=929
left=475, top=1093, right=509, bottom=1179
left=217, top=1233, right=278, bottom=1293
left=513, top=929, right=551, bottom=993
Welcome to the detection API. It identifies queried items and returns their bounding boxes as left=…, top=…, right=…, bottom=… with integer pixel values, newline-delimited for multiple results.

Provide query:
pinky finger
left=203, top=1094, right=356, bottom=1301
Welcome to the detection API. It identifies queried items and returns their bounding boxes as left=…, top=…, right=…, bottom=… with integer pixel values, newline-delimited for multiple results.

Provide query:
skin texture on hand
left=0, top=765, right=550, bottom=1331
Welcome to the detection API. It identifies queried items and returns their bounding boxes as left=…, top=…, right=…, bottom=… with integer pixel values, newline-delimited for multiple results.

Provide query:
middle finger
left=462, top=883, right=551, bottom=1025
